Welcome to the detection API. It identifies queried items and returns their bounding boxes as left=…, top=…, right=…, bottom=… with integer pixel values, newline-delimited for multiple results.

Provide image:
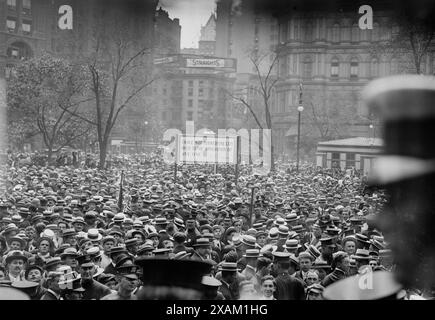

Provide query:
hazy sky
left=159, top=0, right=217, bottom=49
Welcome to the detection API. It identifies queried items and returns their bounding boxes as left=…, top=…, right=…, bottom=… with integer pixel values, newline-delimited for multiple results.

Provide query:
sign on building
left=176, top=135, right=238, bottom=164
left=186, top=58, right=226, bottom=68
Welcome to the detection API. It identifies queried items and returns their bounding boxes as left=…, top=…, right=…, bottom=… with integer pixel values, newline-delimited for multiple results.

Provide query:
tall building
left=153, top=54, right=236, bottom=132
left=1, top=0, right=162, bottom=150
left=0, top=0, right=52, bottom=78
left=180, top=12, right=217, bottom=56
left=215, top=0, right=435, bottom=160
left=272, top=0, right=435, bottom=157
left=215, top=0, right=278, bottom=74
left=198, top=13, right=216, bottom=56
left=154, top=7, right=181, bottom=55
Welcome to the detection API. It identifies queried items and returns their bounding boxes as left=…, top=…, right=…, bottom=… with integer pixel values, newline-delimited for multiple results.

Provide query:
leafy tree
left=7, top=54, right=93, bottom=162
left=370, top=6, right=435, bottom=74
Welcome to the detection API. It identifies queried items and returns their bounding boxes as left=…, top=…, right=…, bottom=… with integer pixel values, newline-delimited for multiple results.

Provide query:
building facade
left=273, top=1, right=435, bottom=157
left=0, top=0, right=52, bottom=78
left=153, top=54, right=236, bottom=132
left=214, top=0, right=435, bottom=160
left=215, top=0, right=278, bottom=74
left=198, top=13, right=216, bottom=56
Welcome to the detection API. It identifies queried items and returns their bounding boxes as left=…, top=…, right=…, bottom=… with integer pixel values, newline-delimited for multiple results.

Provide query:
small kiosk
left=316, top=137, right=383, bottom=175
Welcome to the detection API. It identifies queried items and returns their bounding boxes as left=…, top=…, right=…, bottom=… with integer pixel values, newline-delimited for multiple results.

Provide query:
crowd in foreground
left=0, top=151, right=429, bottom=300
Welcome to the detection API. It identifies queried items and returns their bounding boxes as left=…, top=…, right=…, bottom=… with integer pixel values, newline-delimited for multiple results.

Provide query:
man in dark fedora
left=190, top=238, right=212, bottom=261
left=40, top=270, right=63, bottom=300
left=218, top=262, right=239, bottom=300
left=77, top=254, right=111, bottom=300
left=201, top=276, right=224, bottom=300
left=101, top=263, right=139, bottom=300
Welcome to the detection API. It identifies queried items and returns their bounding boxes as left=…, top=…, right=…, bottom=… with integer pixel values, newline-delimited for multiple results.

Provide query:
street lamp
left=296, top=83, right=304, bottom=172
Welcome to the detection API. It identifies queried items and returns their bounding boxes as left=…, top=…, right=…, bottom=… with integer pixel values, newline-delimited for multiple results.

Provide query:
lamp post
left=296, top=83, right=304, bottom=172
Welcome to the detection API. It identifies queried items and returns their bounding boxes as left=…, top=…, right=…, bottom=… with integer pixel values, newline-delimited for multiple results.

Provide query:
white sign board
left=176, top=135, right=238, bottom=164
left=111, top=139, right=123, bottom=146
left=186, top=58, right=226, bottom=68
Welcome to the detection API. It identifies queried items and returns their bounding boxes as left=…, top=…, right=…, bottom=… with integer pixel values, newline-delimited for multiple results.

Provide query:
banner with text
left=176, top=135, right=238, bottom=165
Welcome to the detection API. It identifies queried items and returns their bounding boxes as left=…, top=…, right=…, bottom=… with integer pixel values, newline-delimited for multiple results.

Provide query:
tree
left=225, top=51, right=279, bottom=171
left=7, top=54, right=93, bottom=162
left=300, top=89, right=361, bottom=157
left=370, top=7, right=435, bottom=74
left=68, top=24, right=156, bottom=169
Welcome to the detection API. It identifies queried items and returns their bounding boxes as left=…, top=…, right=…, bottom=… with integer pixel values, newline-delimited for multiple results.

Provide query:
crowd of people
left=0, top=150, right=427, bottom=300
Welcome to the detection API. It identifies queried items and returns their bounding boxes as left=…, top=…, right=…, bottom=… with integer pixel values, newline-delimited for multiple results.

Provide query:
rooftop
left=318, top=137, right=384, bottom=147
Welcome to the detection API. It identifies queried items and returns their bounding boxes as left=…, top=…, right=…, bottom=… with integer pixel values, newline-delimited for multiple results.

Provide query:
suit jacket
left=321, top=268, right=347, bottom=288
left=190, top=251, right=209, bottom=261
left=274, top=273, right=306, bottom=300
left=218, top=281, right=239, bottom=300
left=81, top=279, right=112, bottom=300
left=40, top=289, right=60, bottom=300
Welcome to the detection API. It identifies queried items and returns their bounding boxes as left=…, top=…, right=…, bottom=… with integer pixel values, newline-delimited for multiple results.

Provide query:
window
left=304, top=23, right=313, bottom=42
left=22, top=0, right=31, bottom=13
left=331, top=58, right=339, bottom=78
left=372, top=23, right=380, bottom=40
left=23, top=0, right=31, bottom=9
left=390, top=58, right=399, bottom=75
left=199, top=80, right=204, bottom=86
left=188, top=80, right=193, bottom=87
left=188, top=88, right=193, bottom=96
left=370, top=58, right=379, bottom=78
left=331, top=152, right=340, bottom=168
left=198, top=88, right=204, bottom=97
left=303, top=57, right=312, bottom=78
left=7, top=17, right=16, bottom=32
left=5, top=64, right=15, bottom=79
left=346, top=153, right=356, bottom=168
left=350, top=58, right=359, bottom=79
left=187, top=112, right=193, bottom=121
left=22, top=20, right=32, bottom=34
left=332, top=23, right=340, bottom=42
left=188, top=99, right=193, bottom=107
left=351, top=24, right=359, bottom=42
left=7, top=0, right=16, bottom=8
left=162, top=88, right=167, bottom=95
left=7, top=47, right=19, bottom=58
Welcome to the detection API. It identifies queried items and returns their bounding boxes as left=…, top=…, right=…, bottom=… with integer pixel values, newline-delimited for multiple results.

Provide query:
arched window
left=6, top=41, right=32, bottom=60
left=331, top=57, right=339, bottom=78
left=303, top=56, right=313, bottom=78
left=381, top=24, right=391, bottom=41
left=390, top=58, right=399, bottom=74
left=350, top=57, right=359, bottom=79
left=370, top=58, right=379, bottom=78
left=372, top=23, right=380, bottom=41
left=304, top=23, right=313, bottom=42
left=294, top=20, right=300, bottom=40
left=351, top=23, right=359, bottom=42
left=332, top=23, right=340, bottom=42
